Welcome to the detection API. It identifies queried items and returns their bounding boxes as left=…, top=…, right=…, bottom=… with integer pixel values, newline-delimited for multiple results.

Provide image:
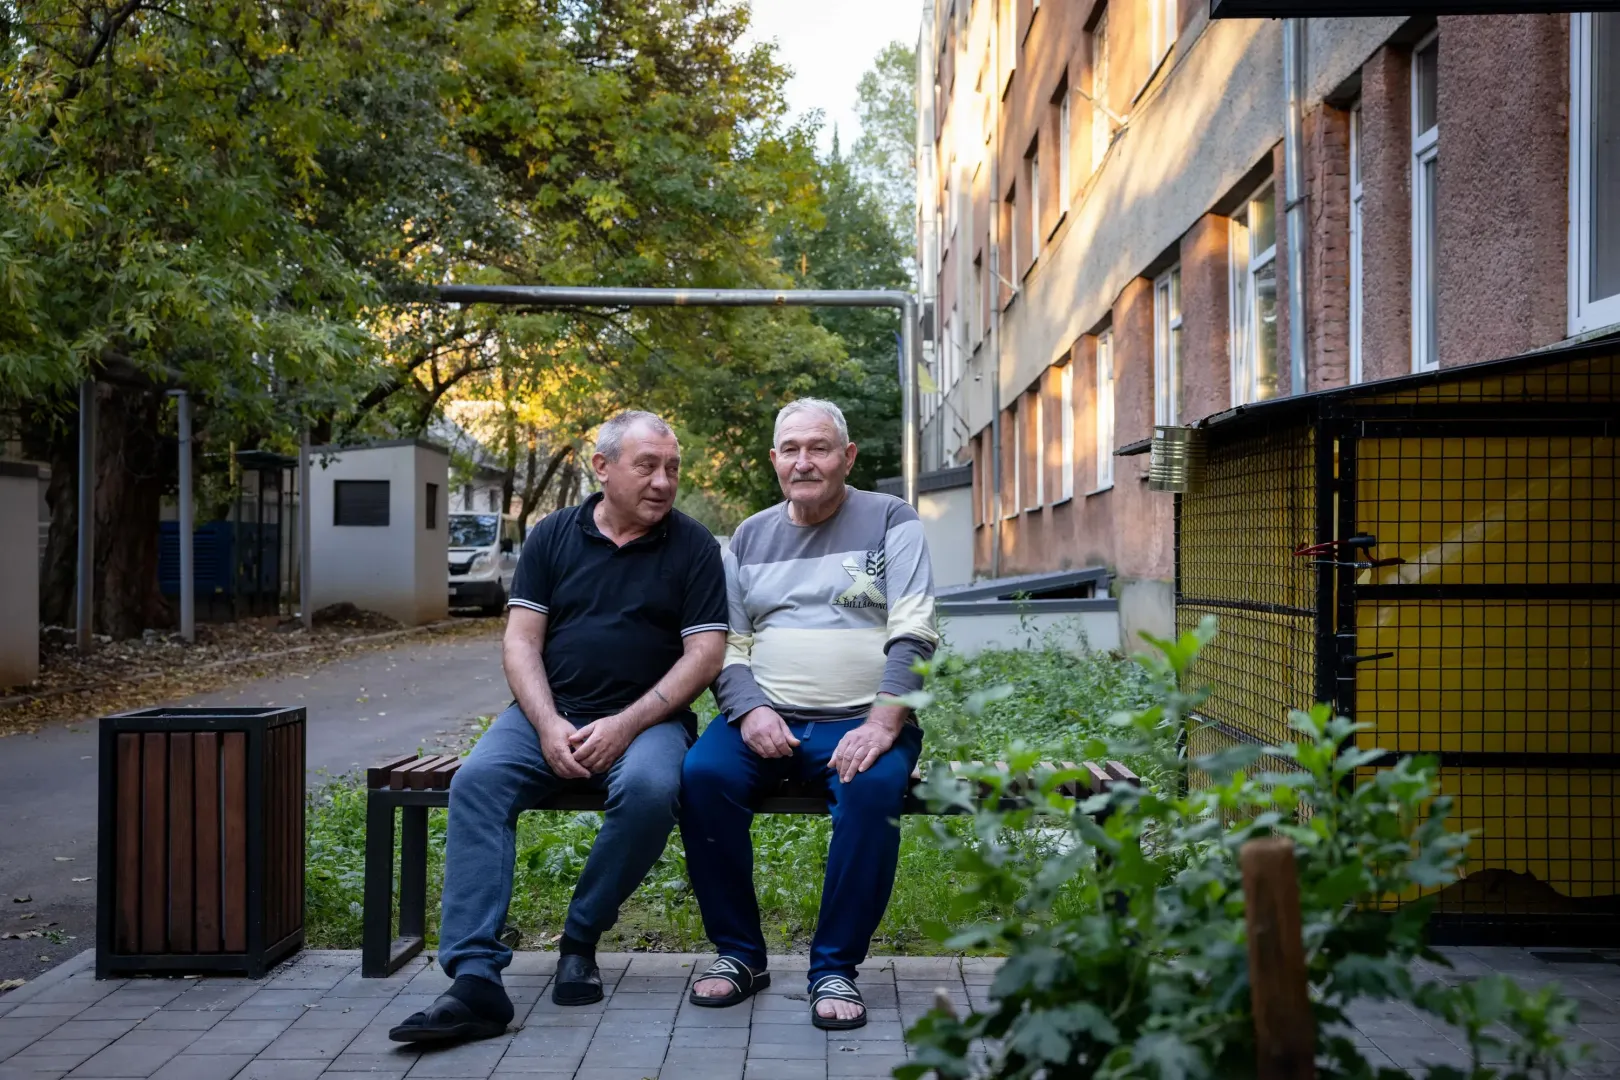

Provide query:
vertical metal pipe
left=299, top=428, right=313, bottom=631
left=901, top=297, right=920, bottom=506
left=1283, top=17, right=1309, bottom=396
left=175, top=391, right=195, bottom=643
left=988, top=0, right=1004, bottom=579
left=75, top=379, right=96, bottom=653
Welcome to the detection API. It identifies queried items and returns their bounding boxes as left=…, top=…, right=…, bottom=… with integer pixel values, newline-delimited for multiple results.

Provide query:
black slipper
left=552, top=953, right=604, bottom=1005
left=388, top=992, right=508, bottom=1043
left=809, top=974, right=867, bottom=1030
left=688, top=956, right=770, bottom=1008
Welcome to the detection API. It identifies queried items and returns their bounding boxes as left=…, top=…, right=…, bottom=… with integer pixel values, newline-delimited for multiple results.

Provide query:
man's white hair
left=773, top=398, right=849, bottom=447
left=595, top=410, right=675, bottom=462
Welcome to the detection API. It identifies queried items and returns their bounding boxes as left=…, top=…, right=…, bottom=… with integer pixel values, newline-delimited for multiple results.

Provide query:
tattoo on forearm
left=652, top=687, right=670, bottom=706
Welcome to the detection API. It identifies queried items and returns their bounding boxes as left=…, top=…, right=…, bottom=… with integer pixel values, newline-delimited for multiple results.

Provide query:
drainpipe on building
left=1283, top=17, right=1308, bottom=395
left=988, top=0, right=1004, bottom=579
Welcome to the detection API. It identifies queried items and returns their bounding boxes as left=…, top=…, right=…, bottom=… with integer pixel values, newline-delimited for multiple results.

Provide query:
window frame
left=1059, top=361, right=1075, bottom=501
left=1090, top=9, right=1111, bottom=173
left=1008, top=404, right=1022, bottom=519
left=1028, top=143, right=1042, bottom=265
left=333, top=480, right=390, bottom=528
left=1150, top=0, right=1177, bottom=71
left=1027, top=387, right=1044, bottom=511
left=1095, top=331, right=1115, bottom=490
left=1154, top=265, right=1182, bottom=426
left=1411, top=31, right=1440, bottom=373
left=1058, top=86, right=1072, bottom=215
left=1349, top=101, right=1365, bottom=383
left=1570, top=13, right=1620, bottom=335
left=1229, top=182, right=1280, bottom=406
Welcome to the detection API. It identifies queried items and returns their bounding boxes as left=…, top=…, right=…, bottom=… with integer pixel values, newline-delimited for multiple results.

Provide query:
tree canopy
left=0, top=0, right=917, bottom=632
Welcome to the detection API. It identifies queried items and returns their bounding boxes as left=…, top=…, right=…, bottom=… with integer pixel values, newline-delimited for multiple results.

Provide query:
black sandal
left=809, top=974, right=867, bottom=1030
left=688, top=956, right=770, bottom=1007
left=388, top=992, right=508, bottom=1043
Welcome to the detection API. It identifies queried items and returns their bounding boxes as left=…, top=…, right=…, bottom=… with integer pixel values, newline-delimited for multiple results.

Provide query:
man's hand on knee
left=535, top=715, right=592, bottom=779
left=568, top=715, right=634, bottom=774
left=828, top=722, right=899, bottom=782
left=739, top=706, right=799, bottom=759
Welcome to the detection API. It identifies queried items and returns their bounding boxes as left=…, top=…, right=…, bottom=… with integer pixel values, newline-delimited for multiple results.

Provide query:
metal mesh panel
left=1177, top=422, right=1318, bottom=747
left=1355, top=436, right=1616, bottom=589
left=1178, top=426, right=1317, bottom=610
left=1357, top=767, right=1619, bottom=914
left=1356, top=600, right=1617, bottom=755
left=1357, top=352, right=1619, bottom=406
left=1348, top=427, right=1619, bottom=924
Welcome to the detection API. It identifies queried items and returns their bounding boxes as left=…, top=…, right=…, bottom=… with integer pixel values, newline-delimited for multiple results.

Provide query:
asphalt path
left=0, top=623, right=509, bottom=988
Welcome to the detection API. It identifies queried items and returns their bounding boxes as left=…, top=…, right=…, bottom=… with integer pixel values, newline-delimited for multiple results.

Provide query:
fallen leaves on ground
left=0, top=615, right=500, bottom=738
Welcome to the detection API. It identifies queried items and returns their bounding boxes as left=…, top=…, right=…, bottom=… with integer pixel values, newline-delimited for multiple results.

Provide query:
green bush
left=900, top=618, right=1589, bottom=1080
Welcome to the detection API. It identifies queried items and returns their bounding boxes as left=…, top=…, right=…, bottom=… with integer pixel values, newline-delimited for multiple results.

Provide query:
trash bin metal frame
left=96, top=706, right=305, bottom=978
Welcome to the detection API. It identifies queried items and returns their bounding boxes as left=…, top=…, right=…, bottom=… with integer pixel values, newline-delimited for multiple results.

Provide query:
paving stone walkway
left=2, top=947, right=1619, bottom=1079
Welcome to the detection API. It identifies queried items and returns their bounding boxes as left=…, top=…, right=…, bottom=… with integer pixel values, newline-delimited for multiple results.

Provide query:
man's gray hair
left=774, top=398, right=849, bottom=447
left=595, top=410, right=676, bottom=462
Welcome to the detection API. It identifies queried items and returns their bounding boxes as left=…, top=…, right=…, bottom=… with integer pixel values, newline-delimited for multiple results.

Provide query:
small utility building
left=1144, top=337, right=1617, bottom=945
left=308, top=440, right=449, bottom=626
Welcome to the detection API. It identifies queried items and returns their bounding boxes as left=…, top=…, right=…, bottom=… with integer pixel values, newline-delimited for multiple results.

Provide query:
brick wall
left=1179, top=212, right=1233, bottom=421
left=1358, top=44, right=1413, bottom=382
left=1307, top=104, right=1354, bottom=390
left=1435, top=14, right=1570, bottom=366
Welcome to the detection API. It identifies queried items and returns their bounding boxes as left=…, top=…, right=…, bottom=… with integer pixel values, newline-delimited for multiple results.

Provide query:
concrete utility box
left=308, top=440, right=448, bottom=626
left=0, top=461, right=41, bottom=688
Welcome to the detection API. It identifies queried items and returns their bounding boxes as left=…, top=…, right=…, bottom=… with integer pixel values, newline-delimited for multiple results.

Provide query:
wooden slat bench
left=362, top=751, right=1139, bottom=977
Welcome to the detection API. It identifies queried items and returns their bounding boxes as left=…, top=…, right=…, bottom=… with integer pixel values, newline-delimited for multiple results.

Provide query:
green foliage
left=851, top=40, right=919, bottom=253
left=901, top=620, right=1589, bottom=1080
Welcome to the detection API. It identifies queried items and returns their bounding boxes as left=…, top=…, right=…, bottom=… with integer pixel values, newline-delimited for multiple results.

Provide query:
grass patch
left=304, top=625, right=1155, bottom=952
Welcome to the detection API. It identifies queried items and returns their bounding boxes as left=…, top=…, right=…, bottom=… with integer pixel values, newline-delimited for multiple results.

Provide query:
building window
left=1349, top=101, right=1365, bottom=384
left=1005, top=185, right=1019, bottom=291
left=1058, top=82, right=1072, bottom=215
left=1572, top=13, right=1620, bottom=334
left=426, top=483, right=438, bottom=530
left=1412, top=32, right=1440, bottom=372
left=974, top=254, right=986, bottom=343
left=1150, top=0, right=1177, bottom=70
left=1028, top=142, right=1042, bottom=263
left=1059, top=361, right=1075, bottom=501
left=487, top=489, right=500, bottom=512
left=1229, top=182, right=1280, bottom=405
left=1090, top=9, right=1111, bottom=173
left=1154, top=266, right=1182, bottom=426
left=334, top=480, right=390, bottom=527
left=1027, top=388, right=1044, bottom=510
left=1096, top=331, right=1115, bottom=490
left=1008, top=405, right=1022, bottom=517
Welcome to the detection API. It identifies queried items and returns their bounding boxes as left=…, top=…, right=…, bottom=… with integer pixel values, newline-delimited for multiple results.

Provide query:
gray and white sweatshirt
left=714, top=488, right=939, bottom=724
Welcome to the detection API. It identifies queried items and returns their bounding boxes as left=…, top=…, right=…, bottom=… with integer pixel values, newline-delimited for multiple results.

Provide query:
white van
left=447, top=513, right=522, bottom=613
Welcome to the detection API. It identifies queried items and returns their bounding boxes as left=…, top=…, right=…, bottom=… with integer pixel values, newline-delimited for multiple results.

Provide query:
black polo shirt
left=506, top=493, right=727, bottom=726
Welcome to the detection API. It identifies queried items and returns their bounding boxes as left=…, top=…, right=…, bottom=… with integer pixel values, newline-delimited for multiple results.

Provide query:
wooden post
left=1241, top=837, right=1316, bottom=1080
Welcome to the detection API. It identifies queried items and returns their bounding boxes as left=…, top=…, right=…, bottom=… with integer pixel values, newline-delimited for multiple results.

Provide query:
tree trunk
left=92, top=386, right=170, bottom=638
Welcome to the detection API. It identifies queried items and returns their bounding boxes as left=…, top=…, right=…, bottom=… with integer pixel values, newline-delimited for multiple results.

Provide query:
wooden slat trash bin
left=96, top=706, right=306, bottom=978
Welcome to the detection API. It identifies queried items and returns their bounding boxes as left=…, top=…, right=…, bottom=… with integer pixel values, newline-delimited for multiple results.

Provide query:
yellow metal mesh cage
left=1177, top=424, right=1318, bottom=748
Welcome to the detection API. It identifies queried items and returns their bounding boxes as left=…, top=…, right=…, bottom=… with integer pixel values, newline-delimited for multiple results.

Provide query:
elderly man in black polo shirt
left=390, top=411, right=727, bottom=1045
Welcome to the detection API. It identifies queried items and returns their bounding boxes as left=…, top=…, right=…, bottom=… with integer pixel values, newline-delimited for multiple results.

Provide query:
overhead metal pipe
left=172, top=391, right=195, bottom=643
left=1283, top=17, right=1309, bottom=396
left=434, top=284, right=924, bottom=506
left=75, top=379, right=96, bottom=653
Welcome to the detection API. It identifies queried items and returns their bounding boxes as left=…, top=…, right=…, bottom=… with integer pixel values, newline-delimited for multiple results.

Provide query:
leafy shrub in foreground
left=901, top=618, right=1588, bottom=1080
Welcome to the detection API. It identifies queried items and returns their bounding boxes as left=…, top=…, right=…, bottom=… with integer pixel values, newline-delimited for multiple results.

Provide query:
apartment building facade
left=915, top=1, right=1620, bottom=644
